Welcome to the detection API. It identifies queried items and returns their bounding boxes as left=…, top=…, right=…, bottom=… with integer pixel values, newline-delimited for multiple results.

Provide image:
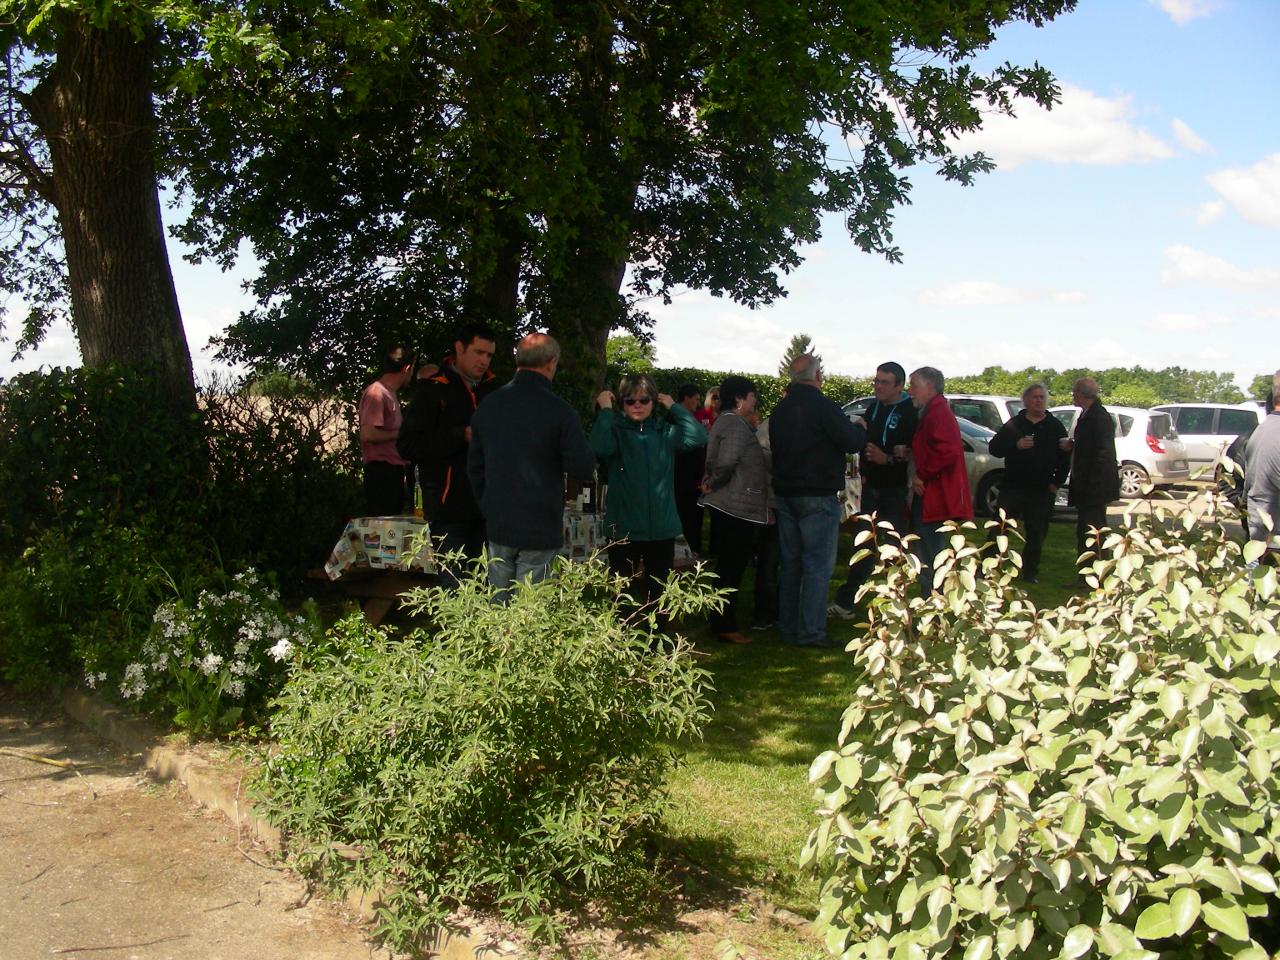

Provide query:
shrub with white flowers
left=104, top=569, right=320, bottom=735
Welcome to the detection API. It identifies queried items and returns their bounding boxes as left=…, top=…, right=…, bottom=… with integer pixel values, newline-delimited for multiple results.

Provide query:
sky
left=2, top=0, right=1278, bottom=390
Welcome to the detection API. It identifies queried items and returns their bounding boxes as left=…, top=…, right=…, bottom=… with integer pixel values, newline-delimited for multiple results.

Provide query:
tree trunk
left=26, top=14, right=195, bottom=411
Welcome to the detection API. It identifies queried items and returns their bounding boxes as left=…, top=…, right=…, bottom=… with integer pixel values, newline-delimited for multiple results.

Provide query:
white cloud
left=952, top=84, right=1173, bottom=170
left=1205, top=153, right=1280, bottom=227
left=1160, top=245, right=1280, bottom=290
left=916, top=280, right=1088, bottom=308
left=1142, top=311, right=1232, bottom=332
left=1195, top=200, right=1226, bottom=225
left=1150, top=0, right=1223, bottom=25
left=1171, top=118, right=1212, bottom=154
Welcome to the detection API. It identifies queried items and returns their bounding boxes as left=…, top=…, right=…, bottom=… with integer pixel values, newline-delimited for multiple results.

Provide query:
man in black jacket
left=829, top=361, right=917, bottom=617
left=398, top=323, right=500, bottom=575
left=468, top=333, right=596, bottom=600
left=770, top=354, right=867, bottom=648
left=987, top=382, right=1070, bottom=583
left=1065, top=377, right=1119, bottom=574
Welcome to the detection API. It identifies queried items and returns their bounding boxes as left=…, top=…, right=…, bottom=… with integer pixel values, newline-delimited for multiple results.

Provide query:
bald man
left=468, top=333, right=596, bottom=599
left=1065, top=377, right=1119, bottom=574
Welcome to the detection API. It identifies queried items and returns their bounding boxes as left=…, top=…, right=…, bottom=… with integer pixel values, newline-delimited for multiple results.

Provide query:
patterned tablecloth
left=324, top=516, right=436, bottom=580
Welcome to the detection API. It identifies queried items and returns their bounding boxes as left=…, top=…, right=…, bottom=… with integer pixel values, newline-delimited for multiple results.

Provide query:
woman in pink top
left=359, top=345, right=414, bottom=515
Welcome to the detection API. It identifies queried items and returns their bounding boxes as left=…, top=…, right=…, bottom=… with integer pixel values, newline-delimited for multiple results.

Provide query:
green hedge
left=651, top=366, right=873, bottom=415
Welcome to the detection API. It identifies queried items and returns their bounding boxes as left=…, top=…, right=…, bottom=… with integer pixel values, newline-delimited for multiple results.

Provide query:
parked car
left=841, top=397, right=1005, bottom=515
left=1049, top=405, right=1191, bottom=499
left=843, top=394, right=1022, bottom=433
left=1151, top=403, right=1265, bottom=476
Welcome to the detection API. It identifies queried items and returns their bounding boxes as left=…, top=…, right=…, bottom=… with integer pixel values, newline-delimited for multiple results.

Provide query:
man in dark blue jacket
left=829, top=361, right=917, bottom=617
left=770, top=354, right=866, bottom=648
left=468, top=333, right=596, bottom=599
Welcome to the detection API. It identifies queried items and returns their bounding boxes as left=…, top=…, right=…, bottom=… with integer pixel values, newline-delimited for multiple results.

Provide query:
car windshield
left=956, top=418, right=995, bottom=440
left=1009, top=400, right=1025, bottom=415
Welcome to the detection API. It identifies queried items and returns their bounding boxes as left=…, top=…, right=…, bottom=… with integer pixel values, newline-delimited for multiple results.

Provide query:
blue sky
left=3, top=0, right=1277, bottom=390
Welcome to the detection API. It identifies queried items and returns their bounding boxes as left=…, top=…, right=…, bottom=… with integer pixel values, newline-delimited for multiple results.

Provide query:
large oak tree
left=172, top=0, right=1077, bottom=401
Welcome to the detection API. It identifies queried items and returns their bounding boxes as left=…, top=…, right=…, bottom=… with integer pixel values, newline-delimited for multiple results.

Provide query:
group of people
left=358, top=325, right=1279, bottom=642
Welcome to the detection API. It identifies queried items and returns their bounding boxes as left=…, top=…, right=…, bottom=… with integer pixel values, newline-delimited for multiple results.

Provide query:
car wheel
left=1118, top=463, right=1150, bottom=498
left=976, top=471, right=1002, bottom=517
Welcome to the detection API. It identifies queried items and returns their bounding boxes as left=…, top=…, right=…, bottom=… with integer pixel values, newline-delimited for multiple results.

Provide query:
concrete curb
left=60, top=688, right=518, bottom=959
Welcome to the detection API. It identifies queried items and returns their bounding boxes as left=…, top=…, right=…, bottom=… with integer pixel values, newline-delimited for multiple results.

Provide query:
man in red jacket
left=908, top=366, right=972, bottom=596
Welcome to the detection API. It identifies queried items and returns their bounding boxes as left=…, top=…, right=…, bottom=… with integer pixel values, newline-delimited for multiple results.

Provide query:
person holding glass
left=590, top=373, right=706, bottom=611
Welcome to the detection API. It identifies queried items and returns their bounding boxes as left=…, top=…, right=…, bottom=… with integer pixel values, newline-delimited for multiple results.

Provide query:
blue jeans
left=912, top=498, right=948, bottom=597
left=775, top=495, right=842, bottom=646
left=486, top=542, right=561, bottom=603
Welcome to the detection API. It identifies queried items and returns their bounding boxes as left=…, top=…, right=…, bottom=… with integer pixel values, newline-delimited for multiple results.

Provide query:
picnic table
left=322, top=515, right=435, bottom=624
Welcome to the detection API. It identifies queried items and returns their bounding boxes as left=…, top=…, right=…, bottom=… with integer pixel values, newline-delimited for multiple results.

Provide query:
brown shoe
left=717, top=631, right=752, bottom=645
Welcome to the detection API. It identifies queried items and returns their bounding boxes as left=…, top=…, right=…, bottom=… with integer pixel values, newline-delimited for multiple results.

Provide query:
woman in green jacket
left=590, top=373, right=706, bottom=611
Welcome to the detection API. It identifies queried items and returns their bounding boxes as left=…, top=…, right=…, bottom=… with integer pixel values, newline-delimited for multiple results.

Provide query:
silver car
left=1049, top=405, right=1191, bottom=499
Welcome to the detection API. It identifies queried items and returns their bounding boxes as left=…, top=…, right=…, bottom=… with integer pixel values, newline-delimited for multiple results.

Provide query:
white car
left=945, top=395, right=1025, bottom=433
left=1049, top=405, right=1191, bottom=499
left=1151, top=403, right=1265, bottom=477
left=841, top=397, right=1006, bottom=515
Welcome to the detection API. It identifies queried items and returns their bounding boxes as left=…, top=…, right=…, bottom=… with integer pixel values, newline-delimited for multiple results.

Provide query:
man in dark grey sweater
left=468, top=333, right=596, bottom=599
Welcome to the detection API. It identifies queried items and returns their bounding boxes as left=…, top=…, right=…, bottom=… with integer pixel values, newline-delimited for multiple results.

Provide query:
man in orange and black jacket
left=398, top=323, right=501, bottom=575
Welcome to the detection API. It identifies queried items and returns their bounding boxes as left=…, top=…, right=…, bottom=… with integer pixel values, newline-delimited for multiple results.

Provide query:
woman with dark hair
left=591, top=373, right=706, bottom=611
left=699, top=376, right=769, bottom=643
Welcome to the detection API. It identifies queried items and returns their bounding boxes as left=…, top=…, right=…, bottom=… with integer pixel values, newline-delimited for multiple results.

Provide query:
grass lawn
left=662, top=513, right=1087, bottom=918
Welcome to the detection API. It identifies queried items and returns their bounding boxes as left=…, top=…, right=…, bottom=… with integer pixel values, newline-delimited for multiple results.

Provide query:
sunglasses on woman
left=624, top=396, right=653, bottom=406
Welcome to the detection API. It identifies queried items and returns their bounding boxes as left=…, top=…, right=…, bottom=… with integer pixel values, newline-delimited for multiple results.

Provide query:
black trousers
left=996, top=486, right=1055, bottom=578
left=608, top=539, right=674, bottom=612
left=753, top=522, right=779, bottom=624
left=364, top=461, right=409, bottom=516
left=1075, top=502, right=1108, bottom=567
left=708, top=510, right=760, bottom=634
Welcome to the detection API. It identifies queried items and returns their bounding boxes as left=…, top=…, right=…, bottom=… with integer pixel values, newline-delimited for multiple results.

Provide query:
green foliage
left=780, top=334, right=822, bottom=378
left=806, top=500, right=1280, bottom=960
left=110, top=569, right=321, bottom=737
left=0, top=365, right=358, bottom=689
left=252, top=557, right=719, bottom=948
left=945, top=366, right=1248, bottom=407
left=605, top=333, right=659, bottom=386
left=1249, top=374, right=1275, bottom=403
left=167, top=0, right=1076, bottom=397
left=653, top=367, right=871, bottom=416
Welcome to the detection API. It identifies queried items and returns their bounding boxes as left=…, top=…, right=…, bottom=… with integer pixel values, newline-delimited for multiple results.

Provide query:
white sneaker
left=827, top=602, right=855, bottom=620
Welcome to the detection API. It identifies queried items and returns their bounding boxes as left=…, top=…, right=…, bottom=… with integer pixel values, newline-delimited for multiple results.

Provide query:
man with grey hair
left=1064, top=376, right=1119, bottom=575
left=987, top=381, right=1070, bottom=583
left=468, top=333, right=596, bottom=599
left=908, top=366, right=971, bottom=595
left=770, top=354, right=867, bottom=647
left=1245, top=371, right=1280, bottom=552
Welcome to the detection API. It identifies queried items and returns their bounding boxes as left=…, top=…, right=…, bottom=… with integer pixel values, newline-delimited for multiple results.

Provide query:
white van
left=1151, top=403, right=1265, bottom=477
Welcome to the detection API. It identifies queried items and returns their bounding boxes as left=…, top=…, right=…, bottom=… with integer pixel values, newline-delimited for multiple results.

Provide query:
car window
left=1174, top=406, right=1215, bottom=434
left=1008, top=401, right=1025, bottom=416
left=1219, top=409, right=1258, bottom=436
left=950, top=400, right=1000, bottom=431
left=843, top=397, right=872, bottom=420
left=1052, top=410, right=1075, bottom=431
left=1117, top=414, right=1134, bottom=437
left=1146, top=413, right=1173, bottom=439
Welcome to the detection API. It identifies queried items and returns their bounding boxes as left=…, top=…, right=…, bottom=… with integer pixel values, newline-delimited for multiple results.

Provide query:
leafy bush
left=106, top=569, right=321, bottom=736
left=252, top=557, right=718, bottom=948
left=806, top=497, right=1280, bottom=960
left=0, top=523, right=219, bottom=691
left=0, top=365, right=358, bottom=691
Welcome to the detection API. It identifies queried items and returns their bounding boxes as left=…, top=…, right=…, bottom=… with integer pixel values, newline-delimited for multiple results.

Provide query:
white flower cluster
left=113, top=570, right=312, bottom=705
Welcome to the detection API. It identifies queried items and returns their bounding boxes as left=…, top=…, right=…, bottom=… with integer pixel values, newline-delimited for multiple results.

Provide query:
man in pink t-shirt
left=359, top=345, right=415, bottom=515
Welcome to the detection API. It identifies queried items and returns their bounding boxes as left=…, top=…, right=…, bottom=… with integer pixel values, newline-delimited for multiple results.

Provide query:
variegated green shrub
left=805, top=496, right=1280, bottom=960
